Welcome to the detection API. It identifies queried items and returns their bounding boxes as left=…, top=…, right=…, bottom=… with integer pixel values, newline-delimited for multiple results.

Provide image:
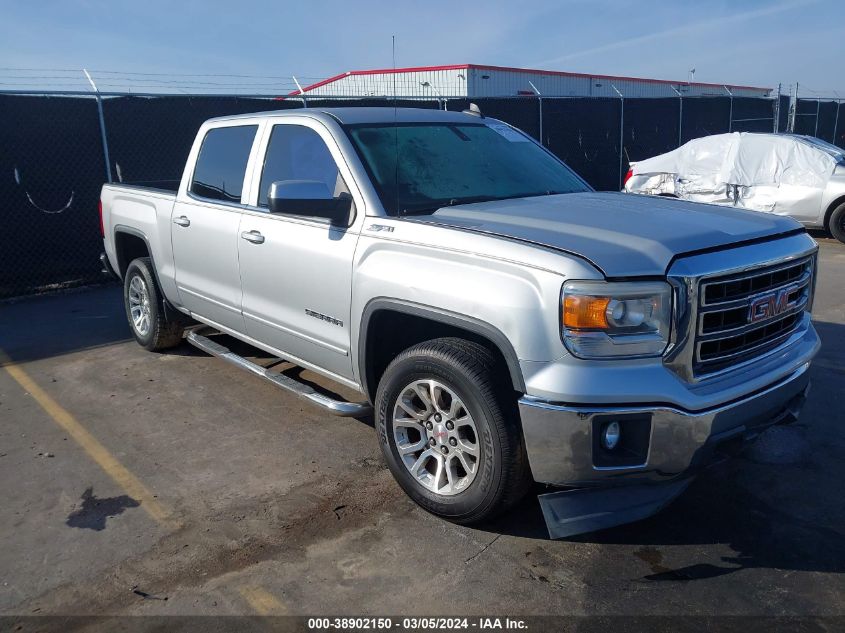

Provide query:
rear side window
left=258, top=124, right=348, bottom=207
left=191, top=125, right=258, bottom=203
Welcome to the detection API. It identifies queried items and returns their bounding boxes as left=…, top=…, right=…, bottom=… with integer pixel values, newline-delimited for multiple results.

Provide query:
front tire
left=375, top=338, right=530, bottom=524
left=124, top=257, right=185, bottom=351
left=829, top=202, right=845, bottom=244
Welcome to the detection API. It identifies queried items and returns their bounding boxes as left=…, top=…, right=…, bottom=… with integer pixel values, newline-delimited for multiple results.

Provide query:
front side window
left=258, top=124, right=350, bottom=208
left=190, top=125, right=257, bottom=202
left=345, top=122, right=590, bottom=216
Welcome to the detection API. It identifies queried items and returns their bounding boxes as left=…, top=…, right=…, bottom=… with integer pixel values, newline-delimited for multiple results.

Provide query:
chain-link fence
left=792, top=97, right=845, bottom=147
left=0, top=94, right=107, bottom=299
left=0, top=91, right=797, bottom=299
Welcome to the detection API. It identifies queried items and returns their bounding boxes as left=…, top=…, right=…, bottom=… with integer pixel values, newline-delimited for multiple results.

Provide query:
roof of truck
left=207, top=107, right=482, bottom=125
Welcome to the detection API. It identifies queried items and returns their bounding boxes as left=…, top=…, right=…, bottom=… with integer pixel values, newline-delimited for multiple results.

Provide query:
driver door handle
left=241, top=230, right=265, bottom=244
left=173, top=216, right=191, bottom=227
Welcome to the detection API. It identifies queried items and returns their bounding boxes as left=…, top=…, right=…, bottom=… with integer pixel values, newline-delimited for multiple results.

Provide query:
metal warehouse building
left=294, top=64, right=772, bottom=99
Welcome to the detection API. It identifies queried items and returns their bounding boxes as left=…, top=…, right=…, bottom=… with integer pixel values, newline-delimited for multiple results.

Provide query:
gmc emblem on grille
left=747, top=284, right=801, bottom=323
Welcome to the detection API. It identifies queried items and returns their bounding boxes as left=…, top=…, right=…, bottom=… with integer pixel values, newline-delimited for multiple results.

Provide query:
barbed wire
left=0, top=67, right=325, bottom=80
left=796, top=83, right=843, bottom=100
left=2, top=68, right=842, bottom=99
left=0, top=67, right=326, bottom=94
left=0, top=75, right=299, bottom=86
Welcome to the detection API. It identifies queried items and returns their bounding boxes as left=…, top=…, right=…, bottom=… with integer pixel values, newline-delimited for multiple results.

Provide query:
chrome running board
left=185, top=329, right=372, bottom=418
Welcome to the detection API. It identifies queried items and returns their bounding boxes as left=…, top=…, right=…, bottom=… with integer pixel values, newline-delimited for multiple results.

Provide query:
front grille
left=693, top=257, right=813, bottom=376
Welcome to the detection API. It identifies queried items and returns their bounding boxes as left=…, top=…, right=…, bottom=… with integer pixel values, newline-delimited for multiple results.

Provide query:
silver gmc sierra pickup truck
left=100, top=107, right=820, bottom=537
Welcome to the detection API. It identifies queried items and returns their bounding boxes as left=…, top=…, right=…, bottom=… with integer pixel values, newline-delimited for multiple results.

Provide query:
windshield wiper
left=400, top=195, right=510, bottom=215
left=400, top=207, right=441, bottom=216
left=520, top=190, right=568, bottom=198
left=399, top=191, right=571, bottom=216
left=399, top=199, right=469, bottom=216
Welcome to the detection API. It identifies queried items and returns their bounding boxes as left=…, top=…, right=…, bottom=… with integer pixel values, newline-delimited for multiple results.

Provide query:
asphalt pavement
left=0, top=235, right=842, bottom=627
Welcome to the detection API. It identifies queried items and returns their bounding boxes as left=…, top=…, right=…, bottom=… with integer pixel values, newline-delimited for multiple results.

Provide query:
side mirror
left=267, top=180, right=352, bottom=227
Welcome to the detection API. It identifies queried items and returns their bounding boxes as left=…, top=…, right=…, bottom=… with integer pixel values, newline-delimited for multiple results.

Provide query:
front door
left=237, top=121, right=362, bottom=381
left=171, top=123, right=259, bottom=332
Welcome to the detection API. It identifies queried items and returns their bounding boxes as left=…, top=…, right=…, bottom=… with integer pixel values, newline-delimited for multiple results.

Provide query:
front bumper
left=519, top=361, right=811, bottom=487
left=523, top=362, right=812, bottom=538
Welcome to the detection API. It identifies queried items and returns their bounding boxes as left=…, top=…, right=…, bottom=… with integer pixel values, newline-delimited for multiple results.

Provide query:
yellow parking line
left=0, top=350, right=178, bottom=529
left=238, top=585, right=288, bottom=615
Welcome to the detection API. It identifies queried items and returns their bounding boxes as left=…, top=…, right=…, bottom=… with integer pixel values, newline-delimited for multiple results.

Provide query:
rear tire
left=124, top=257, right=185, bottom=351
left=375, top=337, right=531, bottom=524
left=829, top=202, right=845, bottom=244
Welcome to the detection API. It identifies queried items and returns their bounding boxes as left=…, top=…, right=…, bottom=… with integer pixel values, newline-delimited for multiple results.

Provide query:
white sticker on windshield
left=487, top=122, right=529, bottom=142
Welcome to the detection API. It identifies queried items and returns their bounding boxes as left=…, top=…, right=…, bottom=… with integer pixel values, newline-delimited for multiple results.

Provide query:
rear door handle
left=173, top=216, right=191, bottom=227
left=240, top=230, right=265, bottom=244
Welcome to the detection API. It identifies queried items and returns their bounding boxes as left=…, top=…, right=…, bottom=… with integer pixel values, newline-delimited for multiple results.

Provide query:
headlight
left=561, top=280, right=672, bottom=358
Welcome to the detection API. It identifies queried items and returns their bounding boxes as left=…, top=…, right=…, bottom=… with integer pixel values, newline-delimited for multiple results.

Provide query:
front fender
left=358, top=298, right=526, bottom=397
left=350, top=231, right=602, bottom=392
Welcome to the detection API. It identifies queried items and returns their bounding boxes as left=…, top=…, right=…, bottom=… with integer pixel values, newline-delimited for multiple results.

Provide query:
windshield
left=344, top=122, right=590, bottom=215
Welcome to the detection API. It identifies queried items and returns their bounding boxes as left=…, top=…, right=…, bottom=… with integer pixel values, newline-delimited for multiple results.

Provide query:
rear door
left=171, top=122, right=259, bottom=332
left=237, top=119, right=364, bottom=382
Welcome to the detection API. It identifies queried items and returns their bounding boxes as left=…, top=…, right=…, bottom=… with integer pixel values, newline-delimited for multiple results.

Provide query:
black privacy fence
left=0, top=92, right=803, bottom=299
left=793, top=98, right=845, bottom=145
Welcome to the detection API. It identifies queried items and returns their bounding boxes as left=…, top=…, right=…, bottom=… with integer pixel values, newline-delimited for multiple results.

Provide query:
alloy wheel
left=391, top=379, right=480, bottom=496
left=128, top=275, right=152, bottom=337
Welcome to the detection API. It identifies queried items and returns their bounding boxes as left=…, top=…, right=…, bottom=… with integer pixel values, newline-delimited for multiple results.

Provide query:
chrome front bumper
left=519, top=361, right=812, bottom=487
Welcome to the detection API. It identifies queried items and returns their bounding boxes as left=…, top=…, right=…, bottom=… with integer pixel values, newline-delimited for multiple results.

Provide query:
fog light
left=602, top=421, right=621, bottom=450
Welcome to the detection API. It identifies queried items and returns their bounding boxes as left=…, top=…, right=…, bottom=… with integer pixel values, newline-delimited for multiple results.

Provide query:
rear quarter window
left=190, top=125, right=258, bottom=203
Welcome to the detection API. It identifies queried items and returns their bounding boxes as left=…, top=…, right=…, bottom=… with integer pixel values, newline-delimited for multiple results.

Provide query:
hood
left=413, top=192, right=801, bottom=277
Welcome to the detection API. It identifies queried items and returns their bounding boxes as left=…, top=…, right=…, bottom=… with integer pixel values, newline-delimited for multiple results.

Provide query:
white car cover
left=625, top=132, right=838, bottom=214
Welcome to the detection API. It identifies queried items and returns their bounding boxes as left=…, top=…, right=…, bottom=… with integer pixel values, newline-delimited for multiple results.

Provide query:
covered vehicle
left=624, top=132, right=845, bottom=243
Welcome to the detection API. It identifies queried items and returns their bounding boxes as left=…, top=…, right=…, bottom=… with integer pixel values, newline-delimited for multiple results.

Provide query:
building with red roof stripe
left=291, top=64, right=771, bottom=99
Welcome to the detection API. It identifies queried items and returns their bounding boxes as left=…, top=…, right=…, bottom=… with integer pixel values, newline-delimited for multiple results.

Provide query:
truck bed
left=100, top=182, right=179, bottom=283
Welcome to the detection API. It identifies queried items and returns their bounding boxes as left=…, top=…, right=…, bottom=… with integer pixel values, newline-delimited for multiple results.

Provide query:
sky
left=0, top=0, right=843, bottom=95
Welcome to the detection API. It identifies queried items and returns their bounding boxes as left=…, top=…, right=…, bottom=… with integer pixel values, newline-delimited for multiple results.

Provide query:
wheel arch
left=358, top=299, right=526, bottom=404
left=113, top=226, right=153, bottom=279
left=823, top=194, right=845, bottom=232
left=114, top=226, right=184, bottom=321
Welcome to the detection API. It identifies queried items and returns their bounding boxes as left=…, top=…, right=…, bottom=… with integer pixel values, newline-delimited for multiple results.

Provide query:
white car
left=624, top=132, right=845, bottom=243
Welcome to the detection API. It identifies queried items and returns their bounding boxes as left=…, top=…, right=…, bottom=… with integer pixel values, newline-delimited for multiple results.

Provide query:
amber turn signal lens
left=563, top=295, right=610, bottom=329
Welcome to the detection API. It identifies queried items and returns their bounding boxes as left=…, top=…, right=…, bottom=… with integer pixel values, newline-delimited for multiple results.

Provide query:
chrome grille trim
left=664, top=233, right=819, bottom=384
left=700, top=257, right=813, bottom=306
left=693, top=256, right=814, bottom=376
left=696, top=271, right=811, bottom=337
left=697, top=313, right=801, bottom=362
